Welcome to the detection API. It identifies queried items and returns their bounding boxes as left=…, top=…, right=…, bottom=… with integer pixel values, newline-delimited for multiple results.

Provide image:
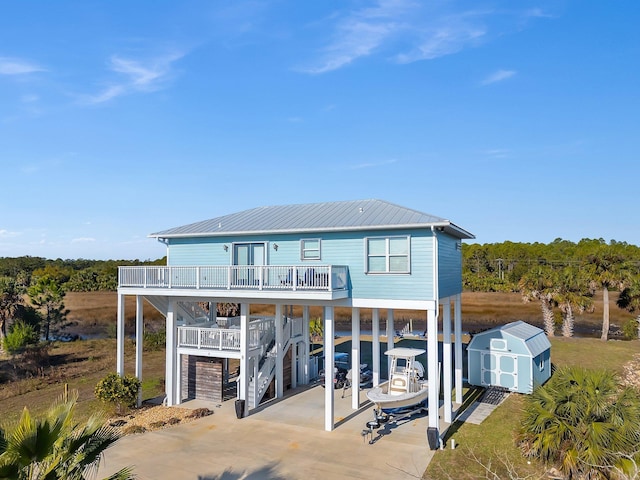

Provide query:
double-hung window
left=365, top=236, right=410, bottom=273
left=301, top=238, right=321, bottom=260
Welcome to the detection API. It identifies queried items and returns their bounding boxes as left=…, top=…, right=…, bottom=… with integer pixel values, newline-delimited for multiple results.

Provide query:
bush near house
left=94, top=373, right=141, bottom=415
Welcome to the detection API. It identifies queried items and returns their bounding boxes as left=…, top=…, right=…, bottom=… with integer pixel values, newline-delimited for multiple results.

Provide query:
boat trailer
left=361, top=404, right=428, bottom=445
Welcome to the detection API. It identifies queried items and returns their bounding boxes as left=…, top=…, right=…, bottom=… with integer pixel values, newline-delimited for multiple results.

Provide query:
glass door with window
left=233, top=243, right=265, bottom=286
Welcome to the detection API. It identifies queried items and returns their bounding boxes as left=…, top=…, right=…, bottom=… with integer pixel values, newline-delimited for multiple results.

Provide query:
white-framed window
left=365, top=236, right=410, bottom=273
left=301, top=238, right=321, bottom=260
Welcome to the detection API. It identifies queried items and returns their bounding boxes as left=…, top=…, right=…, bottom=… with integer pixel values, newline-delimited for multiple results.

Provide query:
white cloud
left=298, top=2, right=547, bottom=74
left=483, top=148, right=511, bottom=159
left=82, top=52, right=185, bottom=104
left=481, top=69, right=516, bottom=85
left=349, top=158, right=398, bottom=170
left=298, top=0, right=413, bottom=74
left=71, top=237, right=96, bottom=243
left=0, top=229, right=20, bottom=238
left=524, top=8, right=554, bottom=19
left=395, top=24, right=486, bottom=63
left=0, top=57, right=45, bottom=75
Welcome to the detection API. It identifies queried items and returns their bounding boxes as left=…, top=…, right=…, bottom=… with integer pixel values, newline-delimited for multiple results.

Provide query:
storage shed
left=467, top=321, right=551, bottom=394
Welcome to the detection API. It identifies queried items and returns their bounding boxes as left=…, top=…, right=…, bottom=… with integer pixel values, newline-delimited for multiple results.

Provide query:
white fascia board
left=149, top=222, right=474, bottom=240
left=351, top=298, right=436, bottom=310
left=177, top=347, right=241, bottom=360
left=118, top=287, right=349, bottom=303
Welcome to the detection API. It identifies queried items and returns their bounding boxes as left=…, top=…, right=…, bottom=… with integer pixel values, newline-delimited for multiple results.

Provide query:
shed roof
left=150, top=199, right=474, bottom=239
left=472, top=321, right=551, bottom=358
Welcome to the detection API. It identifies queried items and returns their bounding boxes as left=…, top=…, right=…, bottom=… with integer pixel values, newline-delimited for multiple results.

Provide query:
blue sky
left=1, top=1, right=639, bottom=260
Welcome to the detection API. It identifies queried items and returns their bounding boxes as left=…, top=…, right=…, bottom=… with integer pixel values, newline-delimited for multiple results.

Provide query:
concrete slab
left=99, top=385, right=440, bottom=480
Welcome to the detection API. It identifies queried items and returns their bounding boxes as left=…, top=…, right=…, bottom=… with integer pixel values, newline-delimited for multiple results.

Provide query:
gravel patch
left=621, top=353, right=640, bottom=389
left=110, top=404, right=214, bottom=435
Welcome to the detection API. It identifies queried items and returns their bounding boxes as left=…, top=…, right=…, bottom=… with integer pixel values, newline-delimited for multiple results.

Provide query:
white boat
left=366, top=347, right=428, bottom=413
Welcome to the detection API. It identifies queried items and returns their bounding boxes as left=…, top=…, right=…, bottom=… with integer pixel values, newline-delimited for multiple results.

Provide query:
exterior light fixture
left=223, top=244, right=229, bottom=252
left=273, top=243, right=279, bottom=251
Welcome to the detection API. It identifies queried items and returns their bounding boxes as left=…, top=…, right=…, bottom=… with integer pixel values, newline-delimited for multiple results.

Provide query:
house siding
left=165, top=228, right=436, bottom=301
left=437, top=233, right=463, bottom=299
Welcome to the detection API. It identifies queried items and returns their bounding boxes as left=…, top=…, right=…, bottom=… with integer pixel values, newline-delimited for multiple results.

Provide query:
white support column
left=176, top=353, right=182, bottom=405
left=165, top=299, right=177, bottom=406
left=351, top=307, right=360, bottom=410
left=275, top=304, right=284, bottom=398
left=135, top=296, right=144, bottom=407
left=324, top=306, right=335, bottom=432
left=240, top=303, right=249, bottom=416
left=291, top=341, right=297, bottom=389
left=443, top=298, right=452, bottom=423
left=303, top=305, right=310, bottom=384
left=116, top=293, right=125, bottom=376
left=454, top=293, right=463, bottom=405
left=372, top=309, right=380, bottom=386
left=427, top=307, right=439, bottom=430
left=386, top=309, right=394, bottom=377
left=253, top=357, right=259, bottom=408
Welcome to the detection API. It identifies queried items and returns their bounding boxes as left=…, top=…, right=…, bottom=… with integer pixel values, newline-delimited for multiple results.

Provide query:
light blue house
left=467, top=321, right=551, bottom=394
left=115, top=199, right=474, bottom=437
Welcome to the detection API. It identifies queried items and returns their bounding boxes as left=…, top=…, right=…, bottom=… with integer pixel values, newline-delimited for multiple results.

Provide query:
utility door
left=480, top=351, right=518, bottom=390
left=233, top=243, right=266, bottom=286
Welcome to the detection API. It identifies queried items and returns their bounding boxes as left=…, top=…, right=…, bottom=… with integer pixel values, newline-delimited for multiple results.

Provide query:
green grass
left=424, top=338, right=639, bottom=479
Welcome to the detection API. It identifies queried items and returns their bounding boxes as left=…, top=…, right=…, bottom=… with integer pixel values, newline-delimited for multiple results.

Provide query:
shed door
left=481, top=352, right=518, bottom=390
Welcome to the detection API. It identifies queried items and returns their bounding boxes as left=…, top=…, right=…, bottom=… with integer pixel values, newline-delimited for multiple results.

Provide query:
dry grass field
left=64, top=290, right=630, bottom=338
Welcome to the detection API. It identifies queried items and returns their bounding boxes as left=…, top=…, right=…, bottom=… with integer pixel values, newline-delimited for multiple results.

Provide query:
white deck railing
left=178, top=326, right=241, bottom=351
left=177, top=315, right=304, bottom=354
left=118, top=265, right=349, bottom=292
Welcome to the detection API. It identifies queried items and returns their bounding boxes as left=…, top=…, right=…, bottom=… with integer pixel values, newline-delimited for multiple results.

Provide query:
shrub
left=3, top=320, right=39, bottom=354
left=143, top=328, right=166, bottom=351
left=621, top=317, right=639, bottom=340
left=95, top=373, right=141, bottom=415
left=520, top=366, right=640, bottom=479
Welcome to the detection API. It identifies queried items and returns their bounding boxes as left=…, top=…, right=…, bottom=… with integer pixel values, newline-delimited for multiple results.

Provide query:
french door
left=233, top=243, right=265, bottom=286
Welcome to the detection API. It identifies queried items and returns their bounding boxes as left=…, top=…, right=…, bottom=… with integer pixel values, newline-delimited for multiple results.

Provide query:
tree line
left=0, top=256, right=164, bottom=351
left=464, top=237, right=640, bottom=340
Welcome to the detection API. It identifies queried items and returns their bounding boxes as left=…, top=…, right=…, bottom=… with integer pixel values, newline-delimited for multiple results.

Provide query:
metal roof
left=150, top=199, right=474, bottom=239
left=500, top=321, right=551, bottom=357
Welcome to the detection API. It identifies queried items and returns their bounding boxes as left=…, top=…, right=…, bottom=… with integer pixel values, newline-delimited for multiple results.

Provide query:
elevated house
left=116, top=199, right=474, bottom=438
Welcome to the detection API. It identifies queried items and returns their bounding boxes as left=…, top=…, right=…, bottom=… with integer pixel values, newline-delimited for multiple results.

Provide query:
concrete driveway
left=99, top=385, right=438, bottom=480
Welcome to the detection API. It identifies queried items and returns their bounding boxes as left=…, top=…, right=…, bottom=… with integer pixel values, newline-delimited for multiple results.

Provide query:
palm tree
left=518, top=265, right=558, bottom=336
left=617, top=278, right=640, bottom=339
left=520, top=366, right=640, bottom=479
left=554, top=266, right=595, bottom=338
left=585, top=248, right=629, bottom=341
left=0, top=393, right=134, bottom=480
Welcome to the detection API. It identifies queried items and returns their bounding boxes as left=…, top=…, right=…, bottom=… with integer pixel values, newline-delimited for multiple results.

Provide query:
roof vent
left=359, top=207, right=364, bottom=213
left=218, top=222, right=222, bottom=228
